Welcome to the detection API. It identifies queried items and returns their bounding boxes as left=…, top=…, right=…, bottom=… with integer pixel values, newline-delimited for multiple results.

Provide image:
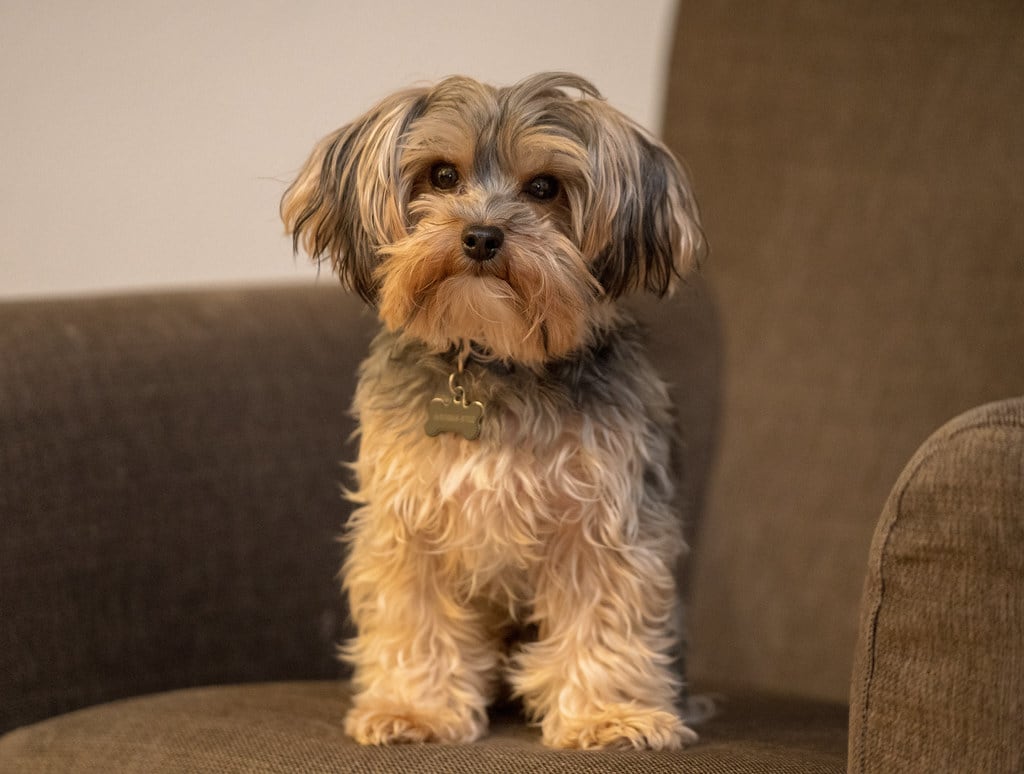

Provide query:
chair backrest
left=663, top=0, right=1024, bottom=700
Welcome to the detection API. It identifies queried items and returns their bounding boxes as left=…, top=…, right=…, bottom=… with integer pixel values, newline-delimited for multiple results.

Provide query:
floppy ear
left=580, top=104, right=706, bottom=298
left=280, top=88, right=427, bottom=302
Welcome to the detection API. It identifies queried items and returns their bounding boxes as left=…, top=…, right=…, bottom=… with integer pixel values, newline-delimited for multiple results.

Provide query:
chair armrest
left=0, top=285, right=375, bottom=733
left=848, top=397, right=1024, bottom=773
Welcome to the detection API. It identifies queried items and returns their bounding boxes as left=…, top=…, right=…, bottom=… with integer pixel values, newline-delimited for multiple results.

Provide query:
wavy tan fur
left=282, top=72, right=704, bottom=749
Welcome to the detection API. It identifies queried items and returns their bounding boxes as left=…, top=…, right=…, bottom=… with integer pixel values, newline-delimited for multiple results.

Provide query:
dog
left=281, top=72, right=705, bottom=750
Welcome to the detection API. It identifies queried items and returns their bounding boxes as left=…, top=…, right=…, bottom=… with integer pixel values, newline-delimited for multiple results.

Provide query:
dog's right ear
left=281, top=88, right=427, bottom=303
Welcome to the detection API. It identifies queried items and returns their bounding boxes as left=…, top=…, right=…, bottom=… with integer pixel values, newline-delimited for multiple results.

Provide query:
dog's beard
left=375, top=212, right=603, bottom=366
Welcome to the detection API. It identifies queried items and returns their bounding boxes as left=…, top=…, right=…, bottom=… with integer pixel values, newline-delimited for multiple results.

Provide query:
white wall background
left=0, top=0, right=677, bottom=299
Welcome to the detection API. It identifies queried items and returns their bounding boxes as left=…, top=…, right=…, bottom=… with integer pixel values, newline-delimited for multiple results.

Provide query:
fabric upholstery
left=664, top=0, right=1024, bottom=700
left=849, top=398, right=1024, bottom=773
left=0, top=286, right=374, bottom=731
left=0, top=681, right=847, bottom=774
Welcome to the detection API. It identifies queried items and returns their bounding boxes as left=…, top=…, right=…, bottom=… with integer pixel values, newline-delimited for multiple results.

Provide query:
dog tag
left=425, top=373, right=484, bottom=441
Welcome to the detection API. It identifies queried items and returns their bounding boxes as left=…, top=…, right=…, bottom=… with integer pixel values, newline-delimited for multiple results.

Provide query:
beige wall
left=0, top=1, right=676, bottom=299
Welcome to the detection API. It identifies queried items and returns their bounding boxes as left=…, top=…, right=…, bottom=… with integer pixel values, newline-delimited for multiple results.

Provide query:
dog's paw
left=344, top=700, right=485, bottom=745
left=542, top=705, right=698, bottom=750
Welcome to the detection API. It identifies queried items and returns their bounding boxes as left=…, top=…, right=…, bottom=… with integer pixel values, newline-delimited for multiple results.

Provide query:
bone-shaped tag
left=425, top=372, right=485, bottom=441
left=425, top=396, right=484, bottom=440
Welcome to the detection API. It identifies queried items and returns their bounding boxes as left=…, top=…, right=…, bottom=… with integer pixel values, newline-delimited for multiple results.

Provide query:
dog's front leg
left=511, top=531, right=697, bottom=750
left=340, top=511, right=498, bottom=744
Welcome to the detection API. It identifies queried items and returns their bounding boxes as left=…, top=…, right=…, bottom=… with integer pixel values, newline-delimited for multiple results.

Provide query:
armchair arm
left=0, top=285, right=374, bottom=733
left=848, top=398, right=1024, bottom=773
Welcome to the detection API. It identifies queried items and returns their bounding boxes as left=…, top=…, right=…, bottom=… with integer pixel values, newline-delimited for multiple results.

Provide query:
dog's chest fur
left=349, top=317, right=680, bottom=608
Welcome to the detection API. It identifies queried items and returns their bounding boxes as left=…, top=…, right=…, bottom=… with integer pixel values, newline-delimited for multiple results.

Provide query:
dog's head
left=282, top=72, right=703, bottom=366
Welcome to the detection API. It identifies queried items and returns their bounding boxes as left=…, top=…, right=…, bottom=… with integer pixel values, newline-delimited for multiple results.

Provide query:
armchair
left=2, top=2, right=1022, bottom=772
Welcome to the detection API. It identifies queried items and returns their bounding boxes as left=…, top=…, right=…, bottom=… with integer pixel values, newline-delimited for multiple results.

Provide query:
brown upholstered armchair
left=2, top=3, right=1022, bottom=772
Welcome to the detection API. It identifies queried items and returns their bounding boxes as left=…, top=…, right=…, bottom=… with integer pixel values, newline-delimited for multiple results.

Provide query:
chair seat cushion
left=0, top=681, right=847, bottom=773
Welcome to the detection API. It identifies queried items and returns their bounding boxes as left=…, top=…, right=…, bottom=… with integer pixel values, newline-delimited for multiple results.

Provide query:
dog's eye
left=524, top=175, right=559, bottom=201
left=430, top=163, right=460, bottom=191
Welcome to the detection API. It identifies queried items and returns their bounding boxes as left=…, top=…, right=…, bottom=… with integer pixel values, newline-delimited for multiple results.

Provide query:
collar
left=439, top=341, right=517, bottom=378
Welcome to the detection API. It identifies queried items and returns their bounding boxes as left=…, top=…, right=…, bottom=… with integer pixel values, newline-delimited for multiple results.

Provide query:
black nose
left=461, top=225, right=505, bottom=262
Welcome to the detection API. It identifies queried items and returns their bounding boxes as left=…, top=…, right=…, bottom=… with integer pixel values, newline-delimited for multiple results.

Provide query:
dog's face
left=282, top=72, right=703, bottom=366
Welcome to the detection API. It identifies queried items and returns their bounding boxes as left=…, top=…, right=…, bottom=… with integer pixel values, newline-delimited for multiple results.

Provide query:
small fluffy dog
left=282, top=72, right=704, bottom=750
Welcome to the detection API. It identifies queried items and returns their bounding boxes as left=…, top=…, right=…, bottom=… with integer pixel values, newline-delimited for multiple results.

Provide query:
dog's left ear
left=580, top=104, right=706, bottom=298
left=281, top=88, right=427, bottom=303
